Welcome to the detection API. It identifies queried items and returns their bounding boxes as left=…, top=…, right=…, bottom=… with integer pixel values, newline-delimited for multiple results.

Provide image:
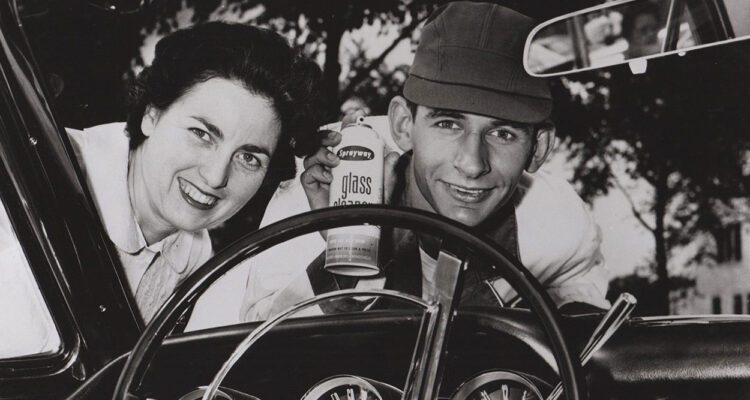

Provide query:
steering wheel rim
left=114, top=205, right=584, bottom=400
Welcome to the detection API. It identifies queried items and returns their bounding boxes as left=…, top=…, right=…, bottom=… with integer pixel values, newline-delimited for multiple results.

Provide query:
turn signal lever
left=546, top=293, right=637, bottom=400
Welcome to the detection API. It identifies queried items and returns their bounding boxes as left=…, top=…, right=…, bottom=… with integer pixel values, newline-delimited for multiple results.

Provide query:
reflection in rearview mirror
left=524, top=0, right=750, bottom=76
left=87, top=0, right=151, bottom=14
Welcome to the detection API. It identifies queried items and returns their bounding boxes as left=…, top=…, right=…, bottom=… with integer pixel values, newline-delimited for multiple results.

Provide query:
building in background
left=671, top=201, right=750, bottom=315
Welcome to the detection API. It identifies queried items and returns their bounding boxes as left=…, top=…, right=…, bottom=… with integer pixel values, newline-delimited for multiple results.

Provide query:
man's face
left=406, top=105, right=536, bottom=227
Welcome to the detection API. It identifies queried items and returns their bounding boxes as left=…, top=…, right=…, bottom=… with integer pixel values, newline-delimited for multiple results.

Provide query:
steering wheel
left=113, top=205, right=584, bottom=400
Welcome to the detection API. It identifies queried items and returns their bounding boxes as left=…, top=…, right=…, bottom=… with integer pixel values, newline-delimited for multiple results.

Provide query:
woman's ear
left=526, top=123, right=557, bottom=173
left=140, top=106, right=159, bottom=138
left=387, top=96, right=415, bottom=152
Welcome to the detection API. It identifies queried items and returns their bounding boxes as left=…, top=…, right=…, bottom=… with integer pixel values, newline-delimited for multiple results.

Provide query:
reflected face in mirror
left=133, top=77, right=281, bottom=243
left=526, top=0, right=750, bottom=76
left=624, top=9, right=661, bottom=57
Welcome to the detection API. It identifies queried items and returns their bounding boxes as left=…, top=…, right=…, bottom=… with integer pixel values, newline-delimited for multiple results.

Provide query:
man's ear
left=140, top=106, right=159, bottom=138
left=387, top=96, right=415, bottom=152
left=526, top=123, right=556, bottom=173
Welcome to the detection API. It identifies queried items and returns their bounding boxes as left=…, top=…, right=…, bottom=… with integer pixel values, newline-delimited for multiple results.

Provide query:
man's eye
left=189, top=127, right=211, bottom=143
left=435, top=120, right=461, bottom=130
left=487, top=128, right=517, bottom=142
left=235, top=152, right=261, bottom=170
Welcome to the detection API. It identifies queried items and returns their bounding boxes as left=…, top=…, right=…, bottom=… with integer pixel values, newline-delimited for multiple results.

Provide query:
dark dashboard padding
left=66, top=310, right=750, bottom=400
left=588, top=320, right=750, bottom=399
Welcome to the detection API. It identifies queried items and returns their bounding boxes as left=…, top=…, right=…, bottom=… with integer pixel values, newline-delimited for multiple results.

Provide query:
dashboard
left=69, top=309, right=750, bottom=400
left=140, top=309, right=561, bottom=400
left=179, top=370, right=549, bottom=400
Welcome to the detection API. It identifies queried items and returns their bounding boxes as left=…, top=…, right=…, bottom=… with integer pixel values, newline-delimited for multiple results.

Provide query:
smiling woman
left=63, top=21, right=324, bottom=323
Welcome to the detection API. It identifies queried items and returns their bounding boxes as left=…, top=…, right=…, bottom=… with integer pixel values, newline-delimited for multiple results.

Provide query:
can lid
left=354, top=117, right=374, bottom=130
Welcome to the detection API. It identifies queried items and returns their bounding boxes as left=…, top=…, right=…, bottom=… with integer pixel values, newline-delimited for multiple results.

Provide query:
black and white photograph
left=0, top=0, right=749, bottom=398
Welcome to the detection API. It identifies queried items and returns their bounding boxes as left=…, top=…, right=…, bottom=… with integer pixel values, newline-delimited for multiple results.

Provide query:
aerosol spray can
left=324, top=117, right=384, bottom=276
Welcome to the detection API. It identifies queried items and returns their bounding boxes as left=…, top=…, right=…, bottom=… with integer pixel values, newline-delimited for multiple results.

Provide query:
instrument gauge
left=301, top=375, right=402, bottom=400
left=451, top=370, right=548, bottom=400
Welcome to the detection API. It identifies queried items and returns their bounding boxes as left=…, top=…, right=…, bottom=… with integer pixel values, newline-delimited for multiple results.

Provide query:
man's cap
left=404, top=1, right=552, bottom=124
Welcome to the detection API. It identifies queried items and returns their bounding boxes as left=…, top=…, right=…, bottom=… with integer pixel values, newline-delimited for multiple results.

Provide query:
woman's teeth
left=179, top=180, right=217, bottom=207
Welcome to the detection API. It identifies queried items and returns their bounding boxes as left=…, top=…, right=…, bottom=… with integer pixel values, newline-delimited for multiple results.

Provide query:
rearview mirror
left=524, top=0, right=750, bottom=76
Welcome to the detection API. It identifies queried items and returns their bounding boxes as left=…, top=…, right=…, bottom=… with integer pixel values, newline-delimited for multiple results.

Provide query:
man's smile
left=178, top=177, right=218, bottom=210
left=444, top=182, right=493, bottom=203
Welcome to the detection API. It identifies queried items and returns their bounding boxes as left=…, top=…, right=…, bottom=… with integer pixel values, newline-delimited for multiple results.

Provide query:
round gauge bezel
left=450, top=369, right=545, bottom=400
left=178, top=385, right=260, bottom=400
left=301, top=375, right=383, bottom=400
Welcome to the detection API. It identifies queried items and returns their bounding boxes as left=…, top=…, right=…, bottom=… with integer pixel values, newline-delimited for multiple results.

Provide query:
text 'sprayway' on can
left=325, top=117, right=384, bottom=276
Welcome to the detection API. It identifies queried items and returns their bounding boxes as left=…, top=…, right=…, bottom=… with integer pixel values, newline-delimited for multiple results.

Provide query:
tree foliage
left=553, top=40, right=750, bottom=313
left=136, top=0, right=441, bottom=119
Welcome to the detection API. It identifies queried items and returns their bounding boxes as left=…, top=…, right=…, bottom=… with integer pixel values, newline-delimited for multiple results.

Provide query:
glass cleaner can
left=324, top=117, right=383, bottom=276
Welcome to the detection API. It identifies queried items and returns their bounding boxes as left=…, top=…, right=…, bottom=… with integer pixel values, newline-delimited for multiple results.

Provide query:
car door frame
left=0, top=0, right=141, bottom=397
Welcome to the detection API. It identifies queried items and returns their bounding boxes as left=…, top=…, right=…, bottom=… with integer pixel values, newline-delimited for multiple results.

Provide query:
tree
left=134, top=0, right=590, bottom=119
left=553, top=41, right=750, bottom=314
left=135, top=0, right=440, bottom=119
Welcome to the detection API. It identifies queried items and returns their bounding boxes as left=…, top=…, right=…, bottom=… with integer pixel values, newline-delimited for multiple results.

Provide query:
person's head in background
left=125, top=21, right=323, bottom=244
left=622, top=2, right=662, bottom=58
left=387, top=1, right=556, bottom=228
left=340, top=96, right=371, bottom=120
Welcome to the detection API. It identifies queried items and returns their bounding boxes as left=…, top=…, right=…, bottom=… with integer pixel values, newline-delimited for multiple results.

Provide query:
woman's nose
left=198, top=156, right=230, bottom=189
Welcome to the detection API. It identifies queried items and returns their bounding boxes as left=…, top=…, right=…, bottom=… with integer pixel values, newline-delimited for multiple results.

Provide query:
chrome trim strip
left=630, top=314, right=750, bottom=326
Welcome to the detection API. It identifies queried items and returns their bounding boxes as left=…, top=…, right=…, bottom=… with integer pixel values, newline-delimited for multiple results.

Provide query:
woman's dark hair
left=126, top=21, right=324, bottom=183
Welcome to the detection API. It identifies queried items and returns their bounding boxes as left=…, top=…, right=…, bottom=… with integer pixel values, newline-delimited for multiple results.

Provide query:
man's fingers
left=318, top=129, right=342, bottom=147
left=303, top=145, right=340, bottom=170
left=383, top=151, right=400, bottom=204
left=301, top=164, right=333, bottom=187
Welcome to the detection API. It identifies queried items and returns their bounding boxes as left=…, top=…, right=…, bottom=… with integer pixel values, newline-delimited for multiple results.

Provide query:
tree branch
left=610, top=171, right=656, bottom=232
left=340, top=14, right=427, bottom=100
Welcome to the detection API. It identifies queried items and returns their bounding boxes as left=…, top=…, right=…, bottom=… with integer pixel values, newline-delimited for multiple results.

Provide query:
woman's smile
left=134, top=77, right=281, bottom=239
left=178, top=177, right=218, bottom=210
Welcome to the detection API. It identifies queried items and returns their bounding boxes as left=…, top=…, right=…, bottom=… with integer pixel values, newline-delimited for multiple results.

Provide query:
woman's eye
left=435, top=120, right=461, bottom=130
left=189, top=127, right=211, bottom=143
left=235, top=152, right=261, bottom=170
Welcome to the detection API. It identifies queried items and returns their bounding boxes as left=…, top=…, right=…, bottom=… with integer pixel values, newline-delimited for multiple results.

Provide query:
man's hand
left=301, top=111, right=401, bottom=212
left=301, top=129, right=341, bottom=211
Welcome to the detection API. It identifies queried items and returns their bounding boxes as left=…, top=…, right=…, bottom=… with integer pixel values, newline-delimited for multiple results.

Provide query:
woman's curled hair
left=126, top=21, right=325, bottom=182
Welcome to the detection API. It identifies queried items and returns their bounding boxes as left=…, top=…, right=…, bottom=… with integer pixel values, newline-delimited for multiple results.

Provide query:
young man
left=240, top=1, right=609, bottom=322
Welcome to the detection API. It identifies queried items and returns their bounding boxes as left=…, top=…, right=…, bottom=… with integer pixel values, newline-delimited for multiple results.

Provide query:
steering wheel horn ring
left=114, top=205, right=585, bottom=400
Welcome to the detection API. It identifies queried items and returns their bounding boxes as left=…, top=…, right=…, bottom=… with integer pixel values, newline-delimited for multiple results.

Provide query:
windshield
left=16, top=0, right=750, bottom=321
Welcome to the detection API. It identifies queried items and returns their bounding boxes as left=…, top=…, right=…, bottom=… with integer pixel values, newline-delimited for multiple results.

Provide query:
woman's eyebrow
left=238, top=144, right=270, bottom=158
left=191, top=116, right=223, bottom=138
